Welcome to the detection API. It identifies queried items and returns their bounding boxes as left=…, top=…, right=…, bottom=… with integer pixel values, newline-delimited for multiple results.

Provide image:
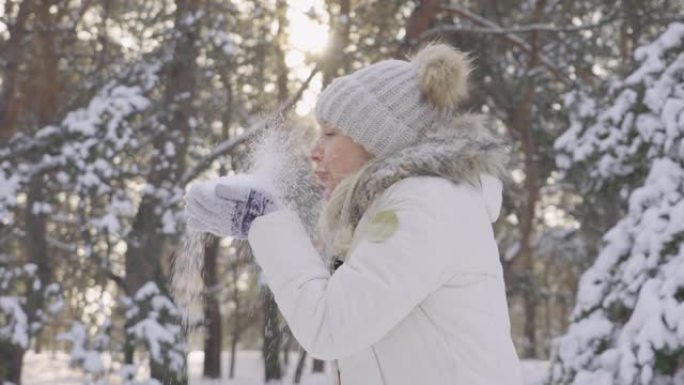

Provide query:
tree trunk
left=293, top=349, right=307, bottom=384
left=203, top=236, right=222, bottom=378
left=275, top=0, right=289, bottom=100
left=0, top=343, right=24, bottom=385
left=229, top=329, right=239, bottom=379
left=228, top=256, right=241, bottom=379
left=509, top=0, right=547, bottom=359
left=543, top=260, right=552, bottom=358
left=8, top=2, right=62, bottom=380
left=312, top=359, right=325, bottom=373
left=282, top=331, right=291, bottom=366
left=522, top=293, right=538, bottom=358
left=262, top=288, right=283, bottom=382
left=397, top=0, right=440, bottom=57
left=29, top=1, right=60, bottom=127
left=124, top=1, right=201, bottom=383
left=259, top=4, right=286, bottom=380
left=0, top=0, right=31, bottom=140
left=17, top=174, right=50, bottom=383
left=125, top=195, right=166, bottom=293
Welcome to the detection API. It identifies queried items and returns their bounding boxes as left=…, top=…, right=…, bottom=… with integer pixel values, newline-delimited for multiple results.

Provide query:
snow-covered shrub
left=119, top=364, right=163, bottom=385
left=124, top=282, right=186, bottom=383
left=58, top=320, right=112, bottom=385
left=548, top=22, right=684, bottom=385
left=0, top=263, right=64, bottom=350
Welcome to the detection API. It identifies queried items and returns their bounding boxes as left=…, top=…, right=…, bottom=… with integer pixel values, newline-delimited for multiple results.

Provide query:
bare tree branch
left=435, top=6, right=620, bottom=35
left=10, top=227, right=129, bottom=294
left=180, top=64, right=320, bottom=186
left=423, top=3, right=572, bottom=84
left=11, top=228, right=76, bottom=253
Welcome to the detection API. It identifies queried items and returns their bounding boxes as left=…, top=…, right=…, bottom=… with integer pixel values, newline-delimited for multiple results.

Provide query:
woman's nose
left=309, top=138, right=323, bottom=163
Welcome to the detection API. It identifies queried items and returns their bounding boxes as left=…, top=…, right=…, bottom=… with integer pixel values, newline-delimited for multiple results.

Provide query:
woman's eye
left=324, top=132, right=336, bottom=137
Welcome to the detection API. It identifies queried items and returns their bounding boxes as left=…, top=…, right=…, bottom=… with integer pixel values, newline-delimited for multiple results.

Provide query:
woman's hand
left=184, top=177, right=279, bottom=239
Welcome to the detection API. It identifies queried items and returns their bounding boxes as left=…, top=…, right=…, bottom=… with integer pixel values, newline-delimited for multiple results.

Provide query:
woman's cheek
left=325, top=147, right=344, bottom=176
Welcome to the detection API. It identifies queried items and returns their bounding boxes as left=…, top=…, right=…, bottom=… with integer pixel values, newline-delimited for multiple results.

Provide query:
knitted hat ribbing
left=314, top=43, right=473, bottom=157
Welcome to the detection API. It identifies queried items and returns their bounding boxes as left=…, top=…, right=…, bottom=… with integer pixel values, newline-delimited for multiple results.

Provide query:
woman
left=185, top=43, right=523, bottom=385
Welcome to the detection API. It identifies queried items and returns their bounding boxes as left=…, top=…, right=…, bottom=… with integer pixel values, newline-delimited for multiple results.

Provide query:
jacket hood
left=343, top=112, right=510, bottom=230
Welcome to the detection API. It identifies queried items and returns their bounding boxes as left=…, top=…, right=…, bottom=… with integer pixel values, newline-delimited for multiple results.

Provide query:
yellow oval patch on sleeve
left=366, top=209, right=399, bottom=242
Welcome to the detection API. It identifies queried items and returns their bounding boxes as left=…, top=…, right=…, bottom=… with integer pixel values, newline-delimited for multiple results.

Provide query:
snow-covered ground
left=520, top=359, right=550, bottom=385
left=21, top=350, right=549, bottom=385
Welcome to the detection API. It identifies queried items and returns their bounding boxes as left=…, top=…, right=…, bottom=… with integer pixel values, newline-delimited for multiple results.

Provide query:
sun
left=285, top=0, right=329, bottom=116
left=287, top=0, right=330, bottom=55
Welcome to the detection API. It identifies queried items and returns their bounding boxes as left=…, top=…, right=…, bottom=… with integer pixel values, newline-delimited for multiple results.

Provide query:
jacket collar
left=343, top=112, right=510, bottom=230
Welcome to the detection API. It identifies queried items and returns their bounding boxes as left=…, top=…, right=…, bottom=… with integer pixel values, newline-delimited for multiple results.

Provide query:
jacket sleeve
left=247, top=176, right=496, bottom=360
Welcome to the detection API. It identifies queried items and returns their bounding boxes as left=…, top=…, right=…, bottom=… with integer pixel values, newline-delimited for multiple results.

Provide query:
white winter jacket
left=248, top=173, right=524, bottom=385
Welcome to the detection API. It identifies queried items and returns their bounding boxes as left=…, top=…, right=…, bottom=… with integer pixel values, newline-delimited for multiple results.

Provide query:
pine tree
left=548, top=22, right=684, bottom=385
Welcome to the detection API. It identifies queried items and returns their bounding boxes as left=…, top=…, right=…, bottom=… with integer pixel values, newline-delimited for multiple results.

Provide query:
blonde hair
left=317, top=162, right=373, bottom=263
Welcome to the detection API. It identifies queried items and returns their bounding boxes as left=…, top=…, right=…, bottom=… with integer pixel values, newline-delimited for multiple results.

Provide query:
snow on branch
left=554, top=23, right=684, bottom=190
left=124, top=282, right=185, bottom=378
left=548, top=22, right=684, bottom=385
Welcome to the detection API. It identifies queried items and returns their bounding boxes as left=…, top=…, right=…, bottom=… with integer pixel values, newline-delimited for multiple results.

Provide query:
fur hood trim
left=344, top=112, right=511, bottom=229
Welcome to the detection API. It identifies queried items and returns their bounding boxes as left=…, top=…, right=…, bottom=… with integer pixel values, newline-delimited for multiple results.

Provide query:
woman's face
left=309, top=123, right=373, bottom=199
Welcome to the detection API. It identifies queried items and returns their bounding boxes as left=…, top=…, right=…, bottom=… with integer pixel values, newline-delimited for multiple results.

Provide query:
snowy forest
left=0, top=0, right=682, bottom=384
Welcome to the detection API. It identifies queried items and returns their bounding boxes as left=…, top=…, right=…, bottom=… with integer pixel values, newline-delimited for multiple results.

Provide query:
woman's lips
left=315, top=171, right=328, bottom=181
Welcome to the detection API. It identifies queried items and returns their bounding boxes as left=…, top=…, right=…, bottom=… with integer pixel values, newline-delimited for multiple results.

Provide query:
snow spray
left=171, top=231, right=207, bottom=329
left=171, top=118, right=324, bottom=328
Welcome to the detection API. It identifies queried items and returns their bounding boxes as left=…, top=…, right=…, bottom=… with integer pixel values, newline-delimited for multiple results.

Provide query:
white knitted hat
left=314, top=43, right=473, bottom=157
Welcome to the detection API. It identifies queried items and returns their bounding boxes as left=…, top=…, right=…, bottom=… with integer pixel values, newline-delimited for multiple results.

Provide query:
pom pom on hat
left=410, top=43, right=473, bottom=110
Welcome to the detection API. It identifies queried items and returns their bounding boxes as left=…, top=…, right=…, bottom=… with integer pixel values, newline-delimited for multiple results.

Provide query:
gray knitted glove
left=184, top=177, right=278, bottom=239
